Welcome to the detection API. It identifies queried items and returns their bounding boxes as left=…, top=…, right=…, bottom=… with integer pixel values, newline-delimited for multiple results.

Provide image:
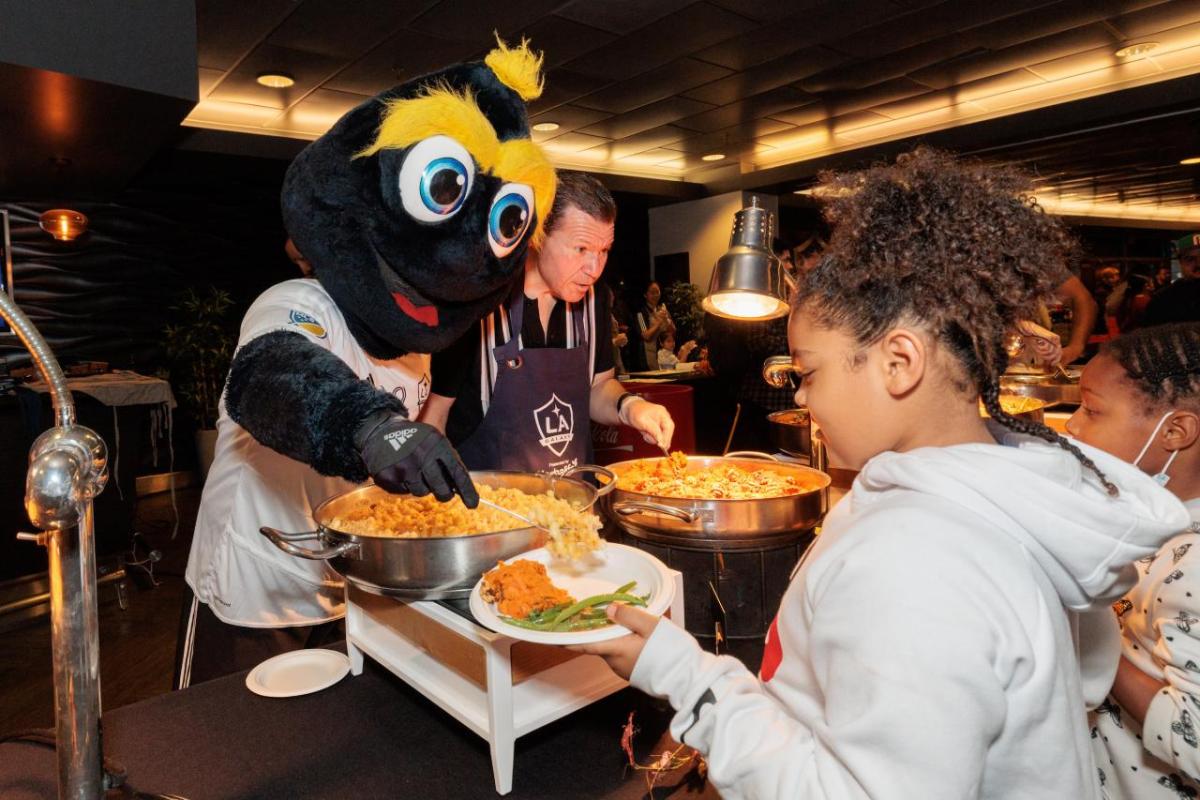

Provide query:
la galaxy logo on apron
left=534, top=393, right=574, bottom=457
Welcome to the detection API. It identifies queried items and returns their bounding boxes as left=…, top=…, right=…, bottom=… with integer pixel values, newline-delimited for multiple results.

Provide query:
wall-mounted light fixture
left=39, top=209, right=88, bottom=242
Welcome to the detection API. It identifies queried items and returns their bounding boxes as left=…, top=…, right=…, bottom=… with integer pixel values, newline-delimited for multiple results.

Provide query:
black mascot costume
left=178, top=39, right=557, bottom=687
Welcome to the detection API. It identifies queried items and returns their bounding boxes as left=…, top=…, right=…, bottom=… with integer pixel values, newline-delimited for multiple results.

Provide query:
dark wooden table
left=0, top=656, right=717, bottom=800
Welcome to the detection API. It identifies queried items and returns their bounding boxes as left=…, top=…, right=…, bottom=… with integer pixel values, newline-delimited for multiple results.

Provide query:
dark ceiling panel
left=908, top=24, right=1114, bottom=89
left=207, top=44, right=348, bottom=110
left=529, top=69, right=613, bottom=114
left=706, top=0, right=825, bottom=23
left=555, top=0, right=696, bottom=34
left=529, top=104, right=613, bottom=134
left=266, top=0, right=432, bottom=60
left=683, top=48, right=845, bottom=106
left=826, top=0, right=1054, bottom=60
left=579, top=96, right=715, bottom=139
left=1112, top=0, right=1200, bottom=39
left=563, top=2, right=760, bottom=81
left=668, top=119, right=795, bottom=154
left=323, top=29, right=478, bottom=95
left=582, top=126, right=689, bottom=160
left=573, top=58, right=732, bottom=114
left=195, top=0, right=296, bottom=71
left=674, top=86, right=811, bottom=132
left=515, top=14, right=618, bottom=68
left=408, top=0, right=569, bottom=44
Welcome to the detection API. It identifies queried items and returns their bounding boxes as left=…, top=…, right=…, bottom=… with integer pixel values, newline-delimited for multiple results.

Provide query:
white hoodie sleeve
left=630, top=517, right=1009, bottom=800
left=1138, top=537, right=1200, bottom=776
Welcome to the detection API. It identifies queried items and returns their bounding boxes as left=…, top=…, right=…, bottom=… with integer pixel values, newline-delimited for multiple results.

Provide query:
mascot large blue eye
left=398, top=136, right=475, bottom=222
left=488, top=183, right=534, bottom=257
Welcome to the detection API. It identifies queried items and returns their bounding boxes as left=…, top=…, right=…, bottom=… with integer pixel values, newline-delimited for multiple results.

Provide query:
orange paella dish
left=617, top=452, right=820, bottom=500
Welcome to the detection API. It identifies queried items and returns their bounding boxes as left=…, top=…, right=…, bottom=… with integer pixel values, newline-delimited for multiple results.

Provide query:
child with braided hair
left=1068, top=322, right=1200, bottom=798
left=573, top=149, right=1191, bottom=800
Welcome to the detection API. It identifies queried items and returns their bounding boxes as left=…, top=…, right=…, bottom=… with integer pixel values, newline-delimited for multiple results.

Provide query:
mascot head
left=282, top=38, right=556, bottom=358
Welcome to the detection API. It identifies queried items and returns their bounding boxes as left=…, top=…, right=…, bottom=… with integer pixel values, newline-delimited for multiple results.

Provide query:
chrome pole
left=0, top=276, right=107, bottom=799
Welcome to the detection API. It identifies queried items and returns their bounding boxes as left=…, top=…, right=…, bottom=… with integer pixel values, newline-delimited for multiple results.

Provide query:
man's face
left=534, top=206, right=614, bottom=303
left=645, top=283, right=661, bottom=307
left=1181, top=247, right=1200, bottom=280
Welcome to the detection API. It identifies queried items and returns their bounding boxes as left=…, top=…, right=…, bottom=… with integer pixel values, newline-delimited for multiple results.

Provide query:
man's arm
left=418, top=392, right=455, bottom=434
left=590, top=368, right=675, bottom=449
left=1057, top=275, right=1098, bottom=363
left=590, top=369, right=623, bottom=425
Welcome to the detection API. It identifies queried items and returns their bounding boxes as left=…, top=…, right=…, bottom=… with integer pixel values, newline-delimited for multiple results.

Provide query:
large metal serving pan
left=603, top=453, right=829, bottom=551
left=260, top=467, right=612, bottom=599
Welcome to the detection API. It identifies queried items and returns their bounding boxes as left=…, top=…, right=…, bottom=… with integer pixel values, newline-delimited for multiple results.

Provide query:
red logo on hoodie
left=760, top=615, right=783, bottom=682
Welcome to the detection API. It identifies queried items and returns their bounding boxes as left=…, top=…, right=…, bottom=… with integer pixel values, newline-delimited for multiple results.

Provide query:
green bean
left=550, top=592, right=647, bottom=626
left=614, top=581, right=637, bottom=595
left=500, top=615, right=560, bottom=631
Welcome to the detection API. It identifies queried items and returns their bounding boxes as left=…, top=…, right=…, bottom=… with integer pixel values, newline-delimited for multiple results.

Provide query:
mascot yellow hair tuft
left=484, top=36, right=544, bottom=102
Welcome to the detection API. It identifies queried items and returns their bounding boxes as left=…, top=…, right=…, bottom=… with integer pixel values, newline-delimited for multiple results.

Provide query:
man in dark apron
left=422, top=172, right=675, bottom=473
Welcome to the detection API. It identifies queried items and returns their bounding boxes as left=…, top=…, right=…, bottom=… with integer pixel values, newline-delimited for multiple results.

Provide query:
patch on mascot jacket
left=288, top=310, right=327, bottom=339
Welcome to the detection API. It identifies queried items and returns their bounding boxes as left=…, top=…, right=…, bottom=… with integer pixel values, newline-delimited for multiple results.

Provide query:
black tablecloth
left=0, top=657, right=715, bottom=800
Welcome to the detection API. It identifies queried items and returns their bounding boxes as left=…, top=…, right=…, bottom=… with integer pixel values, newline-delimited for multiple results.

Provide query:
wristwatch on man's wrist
left=616, top=391, right=640, bottom=425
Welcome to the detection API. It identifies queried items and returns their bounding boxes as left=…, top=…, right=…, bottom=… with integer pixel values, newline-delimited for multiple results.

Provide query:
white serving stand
left=345, top=571, right=685, bottom=795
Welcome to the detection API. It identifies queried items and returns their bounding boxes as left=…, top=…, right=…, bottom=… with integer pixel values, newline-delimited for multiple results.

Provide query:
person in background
left=1144, top=234, right=1200, bottom=326
left=1067, top=322, right=1200, bottom=799
left=1153, top=264, right=1173, bottom=292
left=636, top=281, right=674, bottom=371
left=572, top=149, right=1189, bottom=800
left=656, top=331, right=697, bottom=369
left=1115, top=272, right=1154, bottom=332
left=284, top=238, right=314, bottom=277
left=1056, top=273, right=1100, bottom=364
left=421, top=171, right=674, bottom=474
left=611, top=311, right=628, bottom=375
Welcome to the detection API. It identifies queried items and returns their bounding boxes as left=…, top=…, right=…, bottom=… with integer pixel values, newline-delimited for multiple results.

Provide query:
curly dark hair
left=1104, top=322, right=1200, bottom=412
left=795, top=148, right=1117, bottom=493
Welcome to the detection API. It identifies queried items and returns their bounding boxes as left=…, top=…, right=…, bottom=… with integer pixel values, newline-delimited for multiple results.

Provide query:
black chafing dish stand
left=0, top=655, right=720, bottom=800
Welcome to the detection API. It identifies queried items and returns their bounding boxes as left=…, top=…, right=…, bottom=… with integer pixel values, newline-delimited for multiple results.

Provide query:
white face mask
left=1133, top=410, right=1181, bottom=487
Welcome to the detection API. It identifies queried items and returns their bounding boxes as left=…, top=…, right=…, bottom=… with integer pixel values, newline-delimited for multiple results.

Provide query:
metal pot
left=603, top=452, right=829, bottom=550
left=260, top=466, right=614, bottom=599
left=766, top=408, right=812, bottom=458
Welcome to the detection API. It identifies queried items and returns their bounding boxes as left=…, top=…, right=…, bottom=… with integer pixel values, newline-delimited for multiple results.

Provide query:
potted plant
left=663, top=282, right=706, bottom=344
left=163, top=287, right=236, bottom=479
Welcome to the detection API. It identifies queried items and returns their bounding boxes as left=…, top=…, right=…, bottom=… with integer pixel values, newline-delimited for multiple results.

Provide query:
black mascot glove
left=354, top=411, right=479, bottom=508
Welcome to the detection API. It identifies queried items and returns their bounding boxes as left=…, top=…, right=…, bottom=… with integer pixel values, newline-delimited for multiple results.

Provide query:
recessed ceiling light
left=1114, top=41, right=1159, bottom=59
left=701, top=153, right=725, bottom=161
left=532, top=121, right=560, bottom=132
left=256, top=72, right=295, bottom=88
left=1181, top=156, right=1200, bottom=165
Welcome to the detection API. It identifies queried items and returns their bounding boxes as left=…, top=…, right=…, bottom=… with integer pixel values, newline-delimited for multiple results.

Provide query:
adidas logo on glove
left=384, top=427, right=418, bottom=451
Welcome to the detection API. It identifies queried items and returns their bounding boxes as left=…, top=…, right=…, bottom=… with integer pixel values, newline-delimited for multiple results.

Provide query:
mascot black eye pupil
left=487, top=184, right=534, bottom=257
left=423, top=158, right=468, bottom=213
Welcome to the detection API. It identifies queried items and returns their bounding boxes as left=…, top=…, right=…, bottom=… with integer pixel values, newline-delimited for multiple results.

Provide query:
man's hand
left=1014, top=319, right=1063, bottom=366
left=1060, top=342, right=1085, bottom=365
left=625, top=399, right=675, bottom=450
left=613, top=331, right=629, bottom=348
left=354, top=411, right=478, bottom=507
left=568, top=602, right=661, bottom=679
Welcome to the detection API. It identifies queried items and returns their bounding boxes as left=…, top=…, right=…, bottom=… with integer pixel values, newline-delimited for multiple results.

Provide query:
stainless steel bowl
left=766, top=408, right=812, bottom=458
left=603, top=453, right=829, bottom=551
left=260, top=467, right=613, bottom=599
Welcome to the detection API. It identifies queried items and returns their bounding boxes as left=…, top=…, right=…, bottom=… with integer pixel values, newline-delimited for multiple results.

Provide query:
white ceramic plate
left=469, top=543, right=675, bottom=645
left=245, top=648, right=350, bottom=698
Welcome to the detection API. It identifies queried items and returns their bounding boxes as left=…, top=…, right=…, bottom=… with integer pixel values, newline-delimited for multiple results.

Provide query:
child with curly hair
left=574, top=149, right=1191, bottom=799
left=1067, top=323, right=1200, bottom=798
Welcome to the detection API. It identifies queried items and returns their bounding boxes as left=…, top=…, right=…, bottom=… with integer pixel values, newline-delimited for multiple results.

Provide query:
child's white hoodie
left=630, top=430, right=1192, bottom=800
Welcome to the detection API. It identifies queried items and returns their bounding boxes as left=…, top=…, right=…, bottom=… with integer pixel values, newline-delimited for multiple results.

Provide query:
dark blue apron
left=456, top=287, right=593, bottom=474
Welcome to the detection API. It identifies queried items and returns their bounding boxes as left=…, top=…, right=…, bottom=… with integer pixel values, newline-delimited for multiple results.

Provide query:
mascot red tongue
left=221, top=38, right=556, bottom=484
